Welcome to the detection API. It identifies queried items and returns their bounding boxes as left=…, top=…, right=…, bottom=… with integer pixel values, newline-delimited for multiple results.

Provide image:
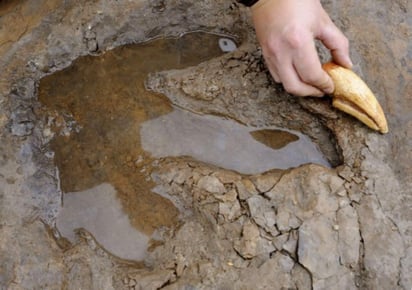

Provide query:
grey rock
left=401, top=246, right=412, bottom=289
left=173, top=167, right=192, bottom=185
left=313, top=269, right=356, bottom=290
left=247, top=195, right=278, bottom=236
left=235, top=178, right=258, bottom=200
left=219, top=200, right=241, bottom=222
left=276, top=208, right=292, bottom=232
left=298, top=215, right=340, bottom=280
left=265, top=165, right=339, bottom=220
left=326, top=175, right=346, bottom=196
left=130, top=269, right=174, bottom=290
left=234, top=220, right=261, bottom=259
left=212, top=170, right=241, bottom=184
left=273, top=233, right=289, bottom=251
left=358, top=195, right=405, bottom=290
left=11, top=79, right=36, bottom=100
left=338, top=166, right=354, bottom=182
left=197, top=175, right=226, bottom=194
left=234, top=221, right=275, bottom=259
left=283, top=230, right=298, bottom=258
left=10, top=106, right=35, bottom=137
left=214, top=188, right=237, bottom=203
left=236, top=252, right=295, bottom=289
left=288, top=214, right=302, bottom=229
left=251, top=171, right=282, bottom=193
left=337, top=205, right=360, bottom=267
left=291, top=264, right=312, bottom=290
left=292, top=264, right=312, bottom=290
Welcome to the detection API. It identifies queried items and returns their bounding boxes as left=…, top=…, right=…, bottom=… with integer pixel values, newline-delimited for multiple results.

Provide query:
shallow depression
left=39, top=32, right=329, bottom=261
left=140, top=109, right=330, bottom=174
left=57, top=183, right=150, bottom=261
left=40, top=32, right=236, bottom=261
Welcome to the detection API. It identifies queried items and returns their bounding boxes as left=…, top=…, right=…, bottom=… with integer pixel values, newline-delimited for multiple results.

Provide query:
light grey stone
left=251, top=170, right=282, bottom=193
left=236, top=252, right=295, bottom=290
left=197, top=175, right=226, bottom=194
left=276, top=208, right=291, bottom=232
left=337, top=205, right=360, bottom=267
left=358, top=195, right=405, bottom=290
left=401, top=246, right=412, bottom=289
left=291, top=264, right=312, bottom=290
left=283, top=230, right=298, bottom=257
left=298, top=215, right=340, bottom=280
left=326, top=175, right=346, bottom=196
left=219, top=200, right=241, bottom=222
left=273, top=233, right=289, bottom=251
left=173, top=168, right=192, bottom=185
left=313, top=269, right=356, bottom=290
left=288, top=214, right=302, bottom=229
left=235, top=178, right=258, bottom=200
left=247, top=195, right=278, bottom=236
left=234, top=221, right=261, bottom=259
left=214, top=188, right=237, bottom=203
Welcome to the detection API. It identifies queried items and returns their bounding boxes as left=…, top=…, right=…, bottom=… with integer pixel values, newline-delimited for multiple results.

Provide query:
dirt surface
left=0, top=0, right=411, bottom=289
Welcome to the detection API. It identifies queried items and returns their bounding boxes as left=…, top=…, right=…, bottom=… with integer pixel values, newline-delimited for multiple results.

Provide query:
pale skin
left=250, top=0, right=353, bottom=97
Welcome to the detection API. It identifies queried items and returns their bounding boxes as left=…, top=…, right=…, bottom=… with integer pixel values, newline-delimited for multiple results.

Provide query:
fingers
left=250, top=0, right=351, bottom=97
left=319, top=21, right=353, bottom=69
left=276, top=62, right=325, bottom=97
left=264, top=38, right=332, bottom=97
left=292, top=38, right=334, bottom=94
left=265, top=57, right=281, bottom=83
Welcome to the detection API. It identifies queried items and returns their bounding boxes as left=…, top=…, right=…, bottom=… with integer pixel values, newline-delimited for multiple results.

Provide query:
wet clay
left=39, top=32, right=232, bottom=239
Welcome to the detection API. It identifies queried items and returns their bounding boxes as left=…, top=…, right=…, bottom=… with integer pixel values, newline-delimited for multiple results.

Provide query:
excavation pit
left=39, top=32, right=331, bottom=261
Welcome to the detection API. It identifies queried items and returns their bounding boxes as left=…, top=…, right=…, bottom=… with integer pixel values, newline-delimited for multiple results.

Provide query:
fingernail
left=347, top=58, right=353, bottom=68
left=324, top=84, right=334, bottom=95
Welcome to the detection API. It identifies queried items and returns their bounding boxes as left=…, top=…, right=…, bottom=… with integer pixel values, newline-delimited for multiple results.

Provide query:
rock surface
left=0, top=0, right=411, bottom=289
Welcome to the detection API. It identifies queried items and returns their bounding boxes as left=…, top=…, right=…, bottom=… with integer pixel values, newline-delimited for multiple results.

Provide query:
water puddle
left=39, top=31, right=328, bottom=261
left=56, top=183, right=150, bottom=261
left=40, top=32, right=235, bottom=260
left=140, top=109, right=329, bottom=174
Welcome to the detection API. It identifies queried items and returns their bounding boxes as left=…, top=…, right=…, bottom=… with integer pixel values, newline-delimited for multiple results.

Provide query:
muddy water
left=39, top=31, right=328, bottom=261
left=39, top=32, right=234, bottom=260
left=140, top=110, right=330, bottom=173
left=56, top=183, right=150, bottom=261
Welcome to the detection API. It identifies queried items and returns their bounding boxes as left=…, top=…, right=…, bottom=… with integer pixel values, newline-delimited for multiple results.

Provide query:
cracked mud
left=0, top=0, right=411, bottom=289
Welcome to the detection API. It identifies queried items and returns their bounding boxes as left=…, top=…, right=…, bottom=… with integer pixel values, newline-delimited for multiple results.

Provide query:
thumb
left=319, top=22, right=353, bottom=68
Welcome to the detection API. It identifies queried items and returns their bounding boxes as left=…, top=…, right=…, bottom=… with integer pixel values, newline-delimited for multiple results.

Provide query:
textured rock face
left=0, top=0, right=411, bottom=289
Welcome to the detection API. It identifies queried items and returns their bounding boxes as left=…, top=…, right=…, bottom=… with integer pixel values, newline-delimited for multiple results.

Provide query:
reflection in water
left=140, top=109, right=330, bottom=174
left=250, top=129, right=299, bottom=150
left=57, top=183, right=149, bottom=261
left=39, top=32, right=233, bottom=259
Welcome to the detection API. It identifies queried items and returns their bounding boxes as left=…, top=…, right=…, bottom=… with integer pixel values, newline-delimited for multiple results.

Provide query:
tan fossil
left=323, top=62, right=388, bottom=134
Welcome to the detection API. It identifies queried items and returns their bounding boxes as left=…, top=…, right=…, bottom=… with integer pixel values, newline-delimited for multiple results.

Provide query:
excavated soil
left=0, top=0, right=411, bottom=289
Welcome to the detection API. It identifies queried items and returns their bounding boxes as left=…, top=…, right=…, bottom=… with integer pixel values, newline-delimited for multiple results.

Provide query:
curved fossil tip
left=323, top=62, right=388, bottom=134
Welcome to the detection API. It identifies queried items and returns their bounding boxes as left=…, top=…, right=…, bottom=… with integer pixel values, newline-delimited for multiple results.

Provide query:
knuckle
left=283, top=82, right=304, bottom=96
left=339, top=34, right=349, bottom=49
left=284, top=27, right=305, bottom=49
left=301, top=71, right=327, bottom=85
left=263, top=39, right=281, bottom=57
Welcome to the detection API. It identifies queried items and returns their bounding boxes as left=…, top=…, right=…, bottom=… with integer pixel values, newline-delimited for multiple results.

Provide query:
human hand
left=251, top=0, right=353, bottom=97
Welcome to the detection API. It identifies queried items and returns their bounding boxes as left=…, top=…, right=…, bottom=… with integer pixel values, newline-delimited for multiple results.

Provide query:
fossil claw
left=323, top=62, right=388, bottom=134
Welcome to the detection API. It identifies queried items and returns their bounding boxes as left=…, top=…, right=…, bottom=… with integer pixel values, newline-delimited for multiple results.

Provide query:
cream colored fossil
left=323, top=62, right=388, bottom=134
